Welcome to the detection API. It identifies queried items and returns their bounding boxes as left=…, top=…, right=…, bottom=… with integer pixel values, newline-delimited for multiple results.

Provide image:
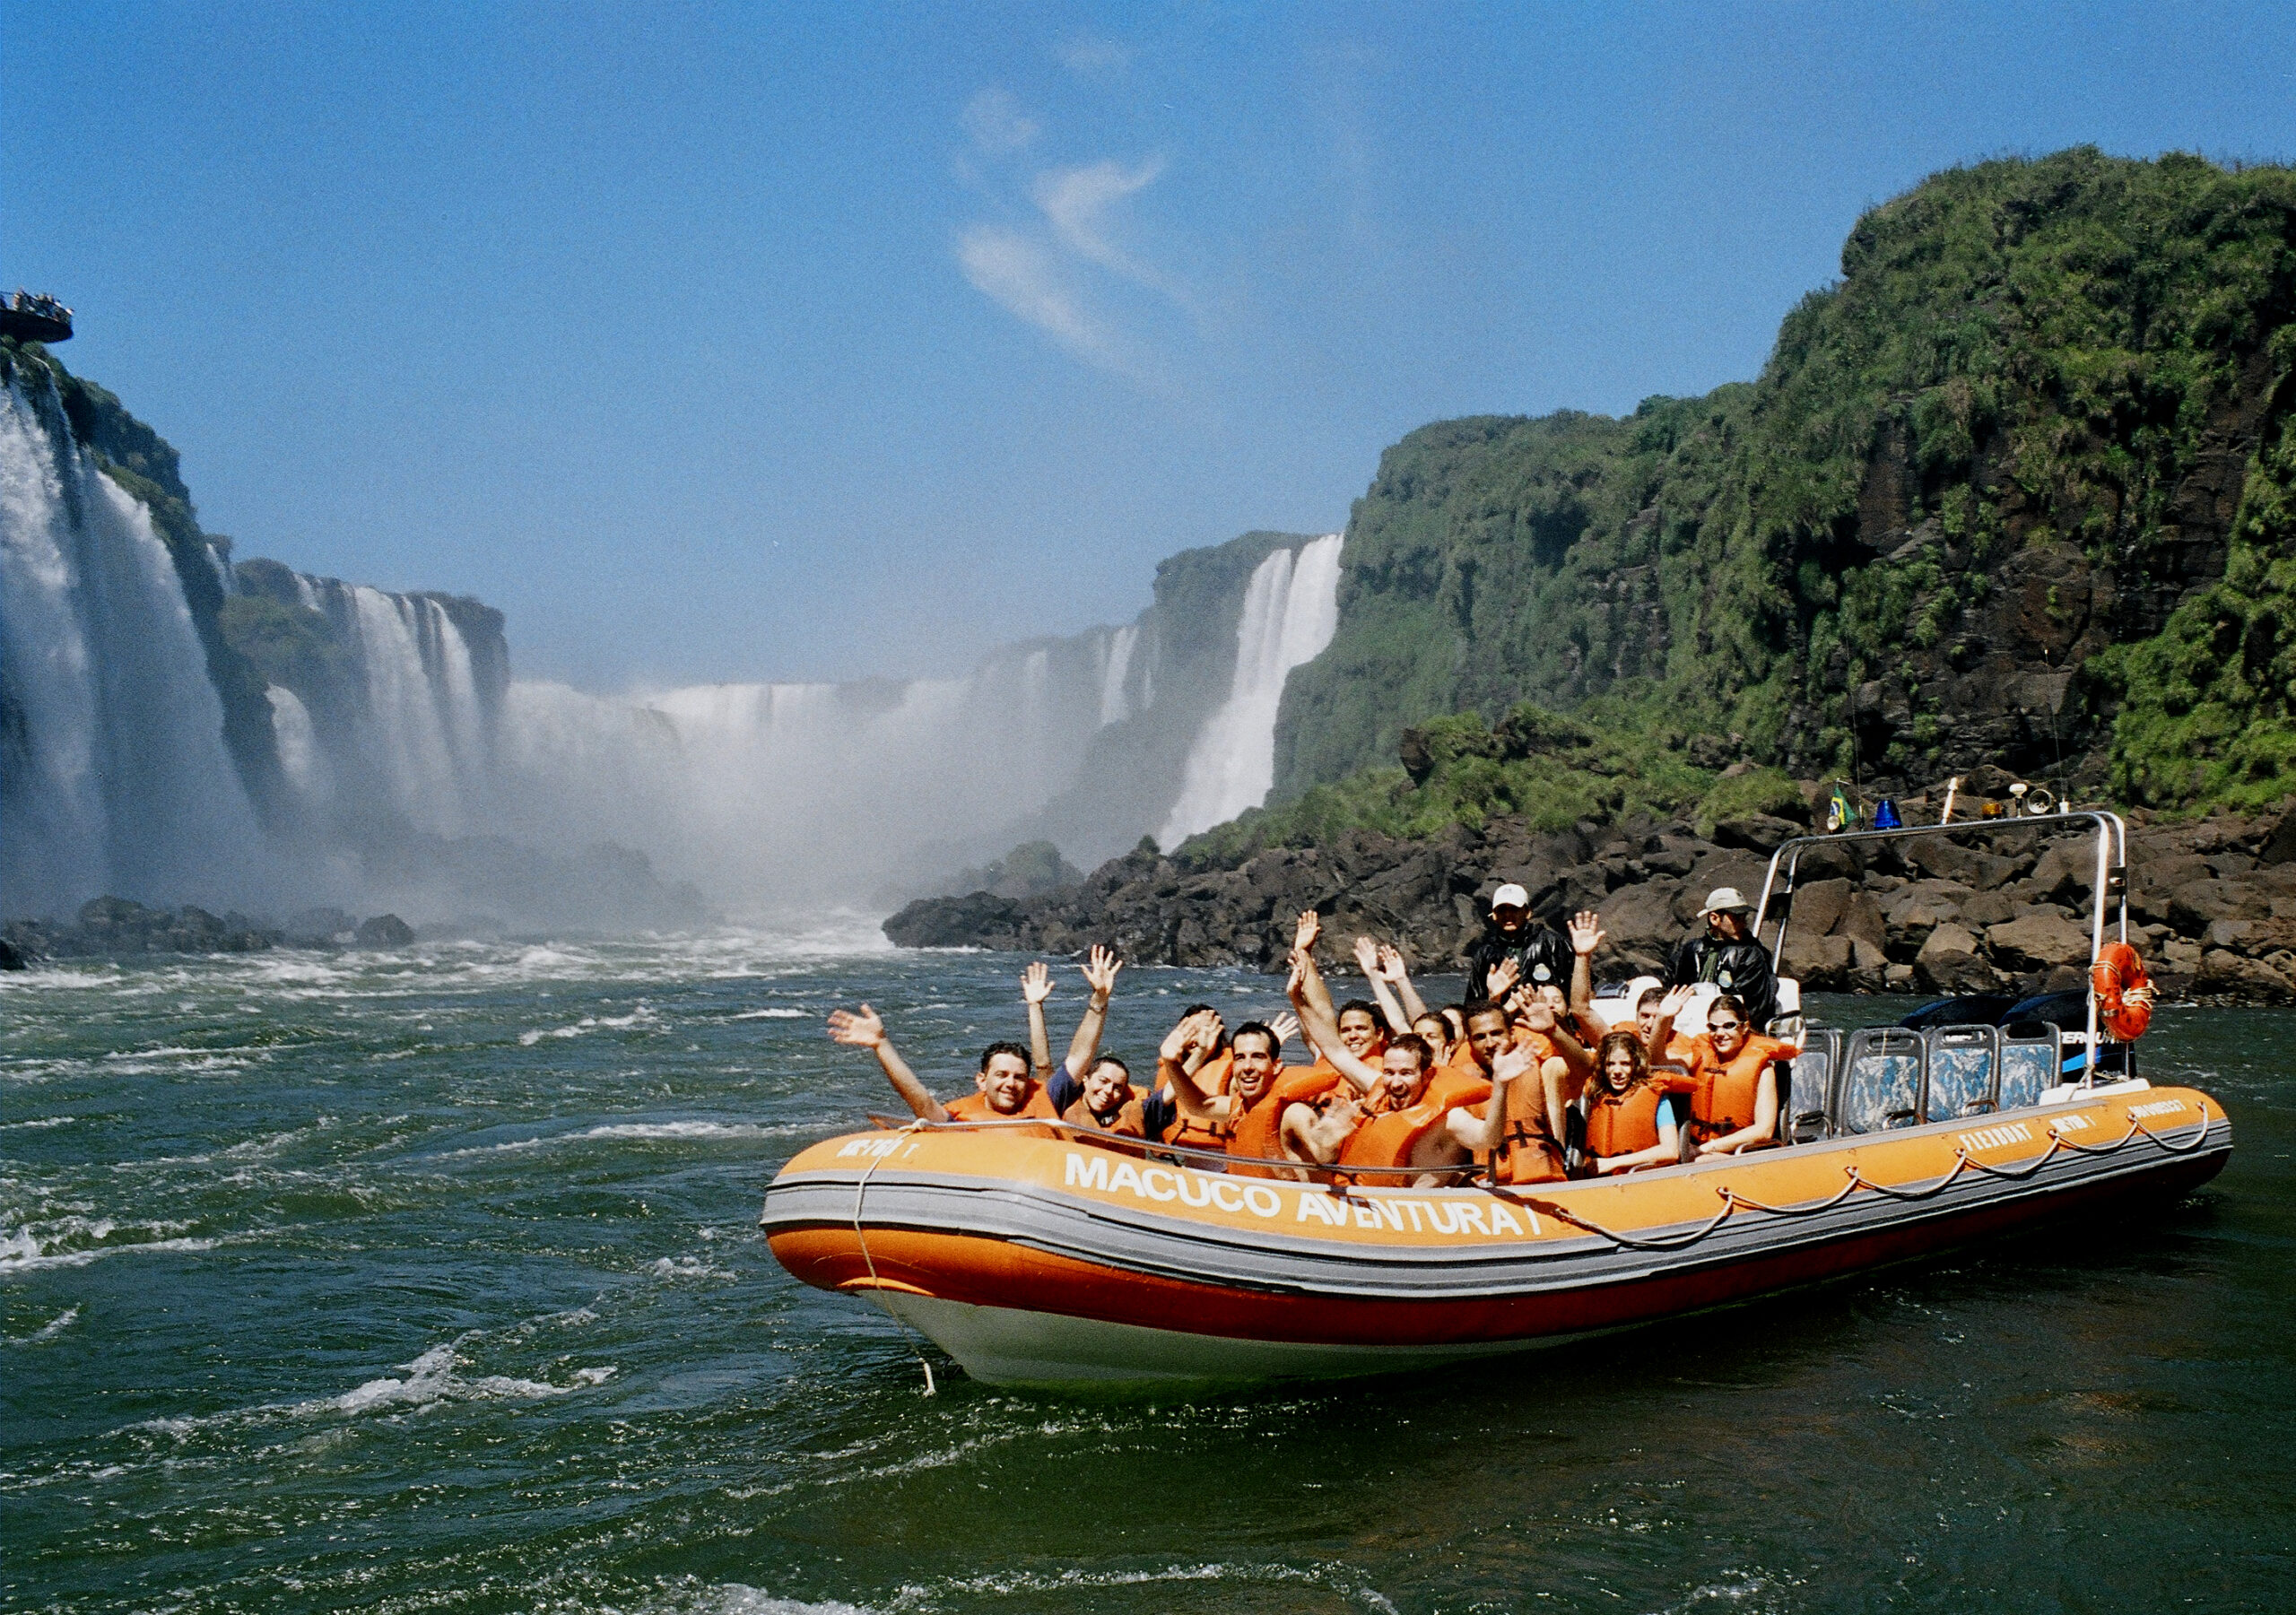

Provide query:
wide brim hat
left=1699, top=886, right=1752, bottom=916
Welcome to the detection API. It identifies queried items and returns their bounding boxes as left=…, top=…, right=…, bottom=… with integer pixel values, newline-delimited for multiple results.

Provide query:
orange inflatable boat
left=763, top=811, right=2231, bottom=1389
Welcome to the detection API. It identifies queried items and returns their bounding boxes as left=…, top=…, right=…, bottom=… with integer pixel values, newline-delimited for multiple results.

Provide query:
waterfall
left=1097, top=624, right=1140, bottom=727
left=274, top=575, right=499, bottom=839
left=0, top=381, right=264, bottom=916
left=491, top=620, right=1165, bottom=908
left=1156, top=534, right=1344, bottom=848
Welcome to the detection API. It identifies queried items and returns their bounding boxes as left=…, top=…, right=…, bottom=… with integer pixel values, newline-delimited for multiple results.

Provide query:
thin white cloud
left=1055, top=35, right=1131, bottom=74
left=958, top=225, right=1128, bottom=370
left=961, top=88, right=1039, bottom=155
left=1030, top=158, right=1170, bottom=290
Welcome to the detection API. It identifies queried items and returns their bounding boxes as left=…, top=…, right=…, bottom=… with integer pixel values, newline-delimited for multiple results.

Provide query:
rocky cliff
left=886, top=786, right=2296, bottom=1004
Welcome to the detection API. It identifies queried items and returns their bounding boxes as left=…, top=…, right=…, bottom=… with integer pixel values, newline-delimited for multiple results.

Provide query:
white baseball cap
left=1490, top=882, right=1531, bottom=909
left=1700, top=886, right=1752, bottom=915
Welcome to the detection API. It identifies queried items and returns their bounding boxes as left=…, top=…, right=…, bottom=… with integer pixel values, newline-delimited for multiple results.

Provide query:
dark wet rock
left=354, top=914, right=415, bottom=949
left=1915, top=924, right=1997, bottom=994
left=4, top=898, right=281, bottom=959
left=884, top=891, right=1031, bottom=950
left=0, top=937, right=26, bottom=970
left=1710, top=814, right=1803, bottom=854
left=883, top=804, right=2296, bottom=1004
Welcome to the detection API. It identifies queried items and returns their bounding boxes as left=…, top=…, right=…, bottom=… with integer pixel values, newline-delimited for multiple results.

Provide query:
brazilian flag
left=1827, top=784, right=1859, bottom=834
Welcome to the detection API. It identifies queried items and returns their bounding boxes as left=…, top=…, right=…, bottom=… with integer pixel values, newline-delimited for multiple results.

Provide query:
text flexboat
left=762, top=811, right=2231, bottom=1389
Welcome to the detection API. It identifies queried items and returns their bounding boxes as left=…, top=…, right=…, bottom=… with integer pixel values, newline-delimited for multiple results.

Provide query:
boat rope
left=1535, top=1196, right=1740, bottom=1252
left=1559, top=1111, right=2220, bottom=1249
left=851, top=1120, right=935, bottom=1396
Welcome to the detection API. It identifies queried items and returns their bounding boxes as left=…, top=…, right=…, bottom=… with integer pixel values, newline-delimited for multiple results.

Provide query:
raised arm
left=1647, top=984, right=1693, bottom=1067
left=1566, top=911, right=1603, bottom=1020
left=1062, top=945, right=1122, bottom=1076
left=1377, top=942, right=1430, bottom=1023
left=1289, top=910, right=1338, bottom=1027
left=1353, top=936, right=1413, bottom=1035
left=1288, top=953, right=1380, bottom=1095
left=828, top=1004, right=946, bottom=1123
left=1156, top=1010, right=1225, bottom=1123
left=1021, top=961, right=1056, bottom=1083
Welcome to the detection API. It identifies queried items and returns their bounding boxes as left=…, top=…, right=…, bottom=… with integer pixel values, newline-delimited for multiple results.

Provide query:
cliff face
left=1274, top=149, right=2296, bottom=813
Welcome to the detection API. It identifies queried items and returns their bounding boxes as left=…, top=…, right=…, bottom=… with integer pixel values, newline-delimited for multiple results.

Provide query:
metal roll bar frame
left=1751, top=809, right=2128, bottom=1090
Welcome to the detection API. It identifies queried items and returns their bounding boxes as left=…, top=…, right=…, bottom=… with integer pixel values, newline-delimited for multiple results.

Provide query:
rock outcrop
left=886, top=803, right=2296, bottom=1004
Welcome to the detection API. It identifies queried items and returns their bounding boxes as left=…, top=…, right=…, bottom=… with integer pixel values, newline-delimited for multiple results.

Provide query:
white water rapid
left=1156, top=534, right=1344, bottom=848
left=0, top=383, right=264, bottom=916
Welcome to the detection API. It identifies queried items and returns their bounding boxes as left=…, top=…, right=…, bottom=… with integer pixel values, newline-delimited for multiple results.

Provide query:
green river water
left=3, top=931, right=2290, bottom=1613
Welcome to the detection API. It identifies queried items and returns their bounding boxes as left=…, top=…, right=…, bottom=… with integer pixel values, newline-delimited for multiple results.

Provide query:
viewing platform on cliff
left=2, top=291, right=73, bottom=343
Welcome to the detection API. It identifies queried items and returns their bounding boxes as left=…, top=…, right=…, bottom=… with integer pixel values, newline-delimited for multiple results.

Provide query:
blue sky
left=7, top=3, right=2293, bottom=689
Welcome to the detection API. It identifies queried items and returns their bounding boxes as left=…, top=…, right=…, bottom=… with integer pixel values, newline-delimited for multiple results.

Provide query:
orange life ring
left=2091, top=942, right=2154, bottom=1041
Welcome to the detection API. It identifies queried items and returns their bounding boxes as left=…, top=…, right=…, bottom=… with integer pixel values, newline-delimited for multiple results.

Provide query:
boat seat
left=1996, top=1020, right=2060, bottom=1109
left=1922, top=1025, right=1998, bottom=1123
left=1781, top=1029, right=1842, bottom=1144
left=1838, top=1028, right=1924, bottom=1135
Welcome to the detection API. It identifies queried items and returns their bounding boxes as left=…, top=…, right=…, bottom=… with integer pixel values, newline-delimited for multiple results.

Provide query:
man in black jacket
left=1666, top=886, right=1779, bottom=1032
left=1464, top=882, right=1573, bottom=1002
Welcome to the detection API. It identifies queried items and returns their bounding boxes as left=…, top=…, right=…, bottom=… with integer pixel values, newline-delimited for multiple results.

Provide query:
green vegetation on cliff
left=1180, top=695, right=1802, bottom=868
left=1274, top=148, right=2296, bottom=820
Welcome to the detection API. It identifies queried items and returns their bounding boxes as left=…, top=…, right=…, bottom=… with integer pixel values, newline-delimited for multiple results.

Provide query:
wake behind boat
left=763, top=811, right=2232, bottom=1389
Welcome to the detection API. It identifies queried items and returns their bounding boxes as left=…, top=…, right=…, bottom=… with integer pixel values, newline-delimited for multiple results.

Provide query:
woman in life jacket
left=826, top=1007, right=1057, bottom=1130
left=1677, top=992, right=1798, bottom=1157
left=1577, top=1029, right=1683, bottom=1176
left=1503, top=985, right=1596, bottom=1140
left=1059, top=1054, right=1149, bottom=1152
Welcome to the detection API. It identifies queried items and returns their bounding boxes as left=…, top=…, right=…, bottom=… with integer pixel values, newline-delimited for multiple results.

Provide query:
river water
left=3, top=932, right=2289, bottom=1613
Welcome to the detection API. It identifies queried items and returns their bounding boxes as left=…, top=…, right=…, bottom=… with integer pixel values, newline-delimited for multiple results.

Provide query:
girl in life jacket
left=1677, top=992, right=1798, bottom=1157
left=1576, top=1029, right=1683, bottom=1176
left=826, top=1006, right=1057, bottom=1131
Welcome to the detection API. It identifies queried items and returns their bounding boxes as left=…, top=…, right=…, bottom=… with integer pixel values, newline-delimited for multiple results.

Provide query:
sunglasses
left=1709, top=1020, right=1744, bottom=1032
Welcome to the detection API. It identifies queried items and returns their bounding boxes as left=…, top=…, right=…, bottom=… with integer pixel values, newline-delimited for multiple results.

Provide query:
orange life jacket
left=1683, top=1033, right=1796, bottom=1142
left=1341, top=1073, right=1478, bottom=1174
left=1059, top=1086, right=1148, bottom=1138
left=1162, top=1051, right=1233, bottom=1154
left=1227, top=1065, right=1340, bottom=1177
left=1422, top=1065, right=1494, bottom=1112
left=1583, top=1081, right=1667, bottom=1162
left=944, top=1081, right=1059, bottom=1137
left=1479, top=1072, right=1566, bottom=1185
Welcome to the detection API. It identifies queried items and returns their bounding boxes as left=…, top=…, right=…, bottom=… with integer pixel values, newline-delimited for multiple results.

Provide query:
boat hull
left=762, top=1082, right=2229, bottom=1389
